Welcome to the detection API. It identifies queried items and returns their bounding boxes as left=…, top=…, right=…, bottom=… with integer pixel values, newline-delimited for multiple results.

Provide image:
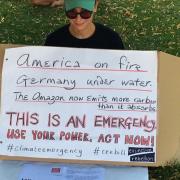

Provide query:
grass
left=101, top=0, right=180, bottom=56
left=0, top=0, right=179, bottom=56
left=0, top=0, right=180, bottom=179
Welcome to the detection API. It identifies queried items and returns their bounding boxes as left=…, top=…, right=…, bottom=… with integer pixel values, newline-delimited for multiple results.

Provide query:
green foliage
left=149, top=161, right=180, bottom=180
left=0, top=0, right=179, bottom=56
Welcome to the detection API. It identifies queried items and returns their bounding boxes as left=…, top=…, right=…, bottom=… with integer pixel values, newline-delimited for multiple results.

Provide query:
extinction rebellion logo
left=128, top=147, right=155, bottom=162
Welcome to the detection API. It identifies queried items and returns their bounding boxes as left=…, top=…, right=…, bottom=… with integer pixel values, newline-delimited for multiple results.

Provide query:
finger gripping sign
left=0, top=46, right=158, bottom=166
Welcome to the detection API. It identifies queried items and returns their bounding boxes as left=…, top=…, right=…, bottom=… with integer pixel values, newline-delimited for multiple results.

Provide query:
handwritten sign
left=0, top=46, right=157, bottom=164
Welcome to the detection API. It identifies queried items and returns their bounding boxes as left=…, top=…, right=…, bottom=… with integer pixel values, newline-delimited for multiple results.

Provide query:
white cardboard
left=0, top=46, right=157, bottom=164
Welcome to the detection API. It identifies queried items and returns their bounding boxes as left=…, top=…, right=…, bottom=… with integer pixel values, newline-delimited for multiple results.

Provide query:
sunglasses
left=65, top=8, right=93, bottom=19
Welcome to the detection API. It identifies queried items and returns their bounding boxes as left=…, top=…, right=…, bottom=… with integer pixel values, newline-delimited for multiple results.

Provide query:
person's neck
left=69, top=23, right=95, bottom=39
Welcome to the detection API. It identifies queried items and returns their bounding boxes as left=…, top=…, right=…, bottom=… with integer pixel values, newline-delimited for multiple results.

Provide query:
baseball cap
left=64, top=0, right=96, bottom=11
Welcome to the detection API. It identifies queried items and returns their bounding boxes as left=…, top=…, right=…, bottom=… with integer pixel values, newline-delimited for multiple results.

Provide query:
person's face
left=69, top=8, right=93, bottom=31
left=67, top=2, right=98, bottom=32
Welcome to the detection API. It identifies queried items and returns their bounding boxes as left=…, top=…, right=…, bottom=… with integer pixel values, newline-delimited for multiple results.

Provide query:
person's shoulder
left=46, top=24, right=69, bottom=38
left=94, top=23, right=124, bottom=49
left=95, top=23, right=119, bottom=36
left=44, top=24, right=69, bottom=46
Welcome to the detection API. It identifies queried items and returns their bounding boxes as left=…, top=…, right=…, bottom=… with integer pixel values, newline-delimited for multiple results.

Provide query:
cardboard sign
left=0, top=44, right=180, bottom=166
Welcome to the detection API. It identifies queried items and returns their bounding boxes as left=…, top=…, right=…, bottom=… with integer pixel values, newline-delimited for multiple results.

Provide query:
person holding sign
left=45, top=0, right=124, bottom=49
